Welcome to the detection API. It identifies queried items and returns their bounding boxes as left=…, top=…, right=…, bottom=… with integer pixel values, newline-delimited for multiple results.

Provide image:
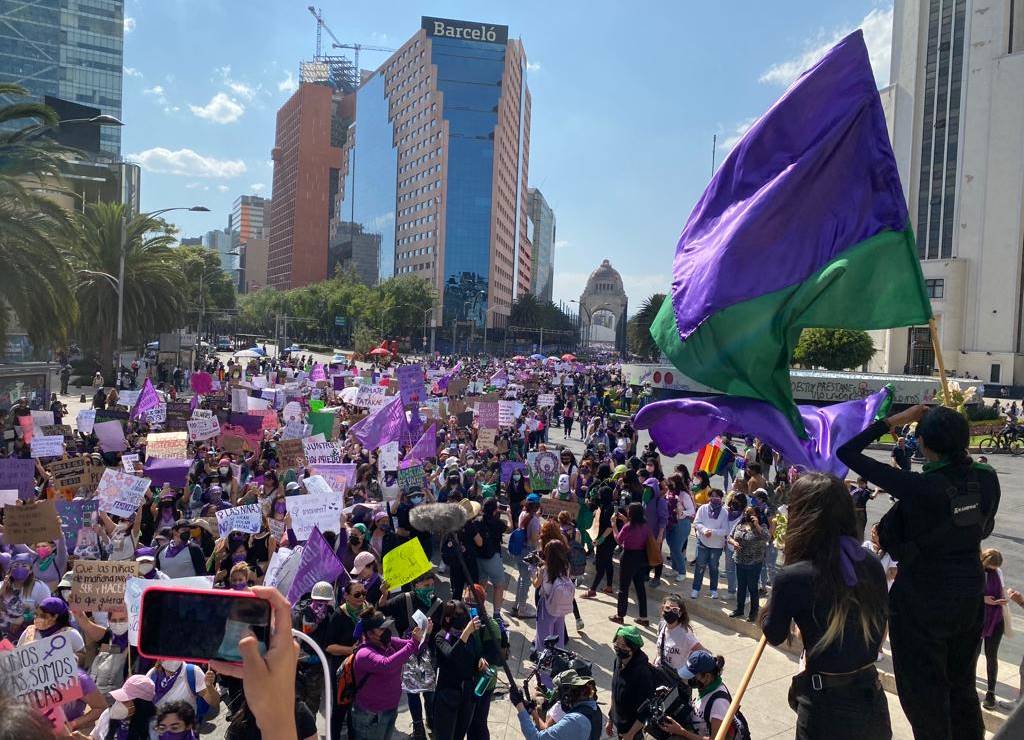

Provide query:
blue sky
left=123, top=0, right=894, bottom=309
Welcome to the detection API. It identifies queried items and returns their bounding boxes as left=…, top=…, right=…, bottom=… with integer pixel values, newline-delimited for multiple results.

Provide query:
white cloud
left=124, top=66, right=142, bottom=78
left=130, top=147, right=247, bottom=178
left=185, top=182, right=208, bottom=191
left=251, top=183, right=266, bottom=192
left=217, top=185, right=230, bottom=193
left=124, top=17, right=135, bottom=33
left=526, top=61, right=542, bottom=72
left=759, top=6, right=892, bottom=88
left=554, top=239, right=570, bottom=249
left=719, top=117, right=757, bottom=152
left=216, top=65, right=258, bottom=101
left=189, top=92, right=245, bottom=124
left=143, top=85, right=164, bottom=97
left=278, top=71, right=298, bottom=94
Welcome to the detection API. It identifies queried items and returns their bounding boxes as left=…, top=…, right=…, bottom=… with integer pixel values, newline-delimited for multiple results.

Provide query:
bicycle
left=977, top=429, right=1024, bottom=455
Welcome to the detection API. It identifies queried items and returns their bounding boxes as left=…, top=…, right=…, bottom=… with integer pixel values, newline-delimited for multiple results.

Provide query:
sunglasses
left=351, top=591, right=366, bottom=598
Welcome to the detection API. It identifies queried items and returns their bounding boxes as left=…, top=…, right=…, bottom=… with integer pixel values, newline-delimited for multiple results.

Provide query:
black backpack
left=701, top=688, right=750, bottom=740
left=566, top=702, right=603, bottom=740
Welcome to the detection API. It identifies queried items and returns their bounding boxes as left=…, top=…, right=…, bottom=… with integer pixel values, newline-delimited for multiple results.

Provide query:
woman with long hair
left=979, top=548, right=1009, bottom=709
left=584, top=484, right=617, bottom=598
left=532, top=540, right=573, bottom=659
left=759, top=472, right=891, bottom=739
left=609, top=502, right=652, bottom=627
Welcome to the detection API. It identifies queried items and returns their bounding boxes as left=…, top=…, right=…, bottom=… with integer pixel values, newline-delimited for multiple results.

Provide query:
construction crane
left=307, top=5, right=346, bottom=58
left=332, top=42, right=397, bottom=74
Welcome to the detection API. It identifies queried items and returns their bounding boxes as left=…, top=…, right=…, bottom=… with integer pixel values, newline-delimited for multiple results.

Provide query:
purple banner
left=0, top=458, right=36, bottom=500
left=286, top=526, right=347, bottom=604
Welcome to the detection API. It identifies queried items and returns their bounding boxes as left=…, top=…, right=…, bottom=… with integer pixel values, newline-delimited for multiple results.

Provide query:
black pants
left=466, top=688, right=493, bottom=740
left=889, top=579, right=985, bottom=740
left=735, top=562, right=762, bottom=616
left=432, top=684, right=476, bottom=740
left=984, top=629, right=1003, bottom=695
left=591, top=538, right=615, bottom=590
left=790, top=671, right=892, bottom=740
left=617, top=549, right=648, bottom=619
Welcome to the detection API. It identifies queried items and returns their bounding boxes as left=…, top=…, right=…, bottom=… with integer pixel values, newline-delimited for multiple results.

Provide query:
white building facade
left=870, top=0, right=1024, bottom=385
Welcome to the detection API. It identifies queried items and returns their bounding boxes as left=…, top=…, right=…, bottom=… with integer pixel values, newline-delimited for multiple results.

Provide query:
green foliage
left=166, top=245, right=237, bottom=329
left=965, top=403, right=1001, bottom=422
left=792, top=328, right=875, bottom=371
left=627, top=293, right=666, bottom=360
left=509, top=293, right=576, bottom=332
left=353, top=325, right=378, bottom=355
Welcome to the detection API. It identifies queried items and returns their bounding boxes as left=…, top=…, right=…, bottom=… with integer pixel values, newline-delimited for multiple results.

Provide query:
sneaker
left=636, top=618, right=650, bottom=627
left=576, top=618, right=585, bottom=631
left=608, top=615, right=625, bottom=624
left=709, top=591, right=719, bottom=599
left=998, top=698, right=1021, bottom=711
left=728, top=610, right=743, bottom=618
left=582, top=590, right=597, bottom=599
left=690, top=590, right=699, bottom=599
left=983, top=693, right=996, bottom=710
left=675, top=573, right=686, bottom=582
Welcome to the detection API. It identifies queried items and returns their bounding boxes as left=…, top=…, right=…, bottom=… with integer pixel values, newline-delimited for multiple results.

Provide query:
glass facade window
left=925, top=278, right=944, bottom=299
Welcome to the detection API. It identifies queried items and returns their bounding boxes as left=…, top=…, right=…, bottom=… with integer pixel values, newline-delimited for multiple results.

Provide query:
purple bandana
left=838, top=536, right=867, bottom=587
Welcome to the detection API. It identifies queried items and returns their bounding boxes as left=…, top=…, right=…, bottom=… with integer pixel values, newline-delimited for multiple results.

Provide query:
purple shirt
left=615, top=522, right=651, bottom=551
left=353, top=636, right=417, bottom=712
left=982, top=569, right=1004, bottom=639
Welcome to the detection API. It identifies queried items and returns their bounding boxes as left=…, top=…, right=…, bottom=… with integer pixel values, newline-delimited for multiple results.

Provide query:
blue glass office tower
left=333, top=16, right=531, bottom=332
left=0, top=0, right=125, bottom=154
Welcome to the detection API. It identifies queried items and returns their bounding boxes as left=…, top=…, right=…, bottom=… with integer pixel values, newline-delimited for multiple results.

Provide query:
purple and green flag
left=652, top=30, right=931, bottom=438
left=348, top=395, right=407, bottom=450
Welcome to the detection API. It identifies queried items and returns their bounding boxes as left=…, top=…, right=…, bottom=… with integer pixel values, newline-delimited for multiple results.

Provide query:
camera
left=522, top=550, right=543, bottom=567
left=640, top=685, right=692, bottom=739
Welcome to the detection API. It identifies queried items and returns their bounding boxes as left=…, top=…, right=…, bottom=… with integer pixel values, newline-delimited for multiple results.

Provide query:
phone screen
left=138, top=589, right=270, bottom=664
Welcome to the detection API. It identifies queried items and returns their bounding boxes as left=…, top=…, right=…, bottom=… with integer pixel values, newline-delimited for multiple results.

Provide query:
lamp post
left=421, top=306, right=432, bottom=354
left=115, top=205, right=209, bottom=374
left=379, top=303, right=413, bottom=338
left=570, top=299, right=592, bottom=351
left=482, top=305, right=501, bottom=357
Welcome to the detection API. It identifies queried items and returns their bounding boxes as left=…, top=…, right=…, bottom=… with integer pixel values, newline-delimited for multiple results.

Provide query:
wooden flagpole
left=714, top=634, right=767, bottom=740
left=929, top=318, right=952, bottom=406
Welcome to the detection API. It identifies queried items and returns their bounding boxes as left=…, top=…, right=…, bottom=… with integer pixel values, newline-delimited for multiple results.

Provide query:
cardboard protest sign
left=285, top=527, right=346, bottom=604
left=303, top=439, right=341, bottom=465
left=46, top=457, right=100, bottom=496
left=276, top=438, right=307, bottom=470
left=397, top=464, right=425, bottom=493
left=527, top=451, right=560, bottom=491
left=475, top=402, right=499, bottom=429
left=123, top=575, right=213, bottom=646
left=476, top=428, right=498, bottom=453
left=3, top=500, right=60, bottom=544
left=69, top=559, right=138, bottom=611
left=0, top=632, right=82, bottom=711
left=215, top=503, right=263, bottom=537
left=0, top=458, right=36, bottom=500
left=163, top=401, right=192, bottom=431
left=221, top=434, right=247, bottom=455
left=446, top=378, right=468, bottom=397
left=76, top=409, right=96, bottom=435
left=187, top=415, right=221, bottom=441
left=41, top=424, right=73, bottom=440
left=55, top=499, right=99, bottom=552
left=96, top=468, right=151, bottom=518
left=382, top=537, right=432, bottom=589
left=93, top=420, right=127, bottom=452
left=146, top=431, right=188, bottom=459
left=286, top=487, right=343, bottom=540
left=540, top=496, right=581, bottom=518
left=500, top=461, right=529, bottom=484
left=537, top=393, right=556, bottom=407
left=378, top=440, right=400, bottom=471
left=310, top=464, right=357, bottom=494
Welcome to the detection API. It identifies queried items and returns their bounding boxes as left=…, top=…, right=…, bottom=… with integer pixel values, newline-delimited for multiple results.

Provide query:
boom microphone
left=409, top=503, right=468, bottom=535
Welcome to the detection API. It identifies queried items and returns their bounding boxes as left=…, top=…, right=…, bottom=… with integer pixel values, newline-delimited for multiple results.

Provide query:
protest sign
left=143, top=457, right=191, bottom=488
left=398, top=464, right=425, bottom=493
left=143, top=404, right=167, bottom=425
left=276, top=438, right=307, bottom=470
left=0, top=489, right=18, bottom=507
left=307, top=410, right=334, bottom=439
left=310, top=464, right=357, bottom=494
left=164, top=401, right=192, bottom=431
left=215, top=503, right=263, bottom=537
left=378, top=440, right=400, bottom=471
left=123, top=575, right=213, bottom=646
left=500, top=461, right=530, bottom=484
left=280, top=420, right=311, bottom=440
left=537, top=393, right=555, bottom=407
left=76, top=409, right=96, bottom=435
left=221, top=434, right=247, bottom=455
left=3, top=500, right=60, bottom=544
left=456, top=411, right=474, bottom=429
left=527, top=451, right=560, bottom=491
left=286, top=527, right=346, bottom=604
left=55, top=499, right=99, bottom=552
left=476, top=402, right=499, bottom=429
left=70, top=560, right=138, bottom=611
left=192, top=408, right=213, bottom=419
left=231, top=388, right=249, bottom=413
left=382, top=538, right=432, bottom=589
left=0, top=632, right=81, bottom=711
left=247, top=396, right=271, bottom=411
left=355, top=383, right=387, bottom=410
left=93, top=420, right=127, bottom=452
left=266, top=546, right=302, bottom=595
left=303, top=439, right=341, bottom=465
left=540, top=497, right=581, bottom=518
left=146, top=431, right=188, bottom=459
left=94, top=408, right=128, bottom=425
left=476, top=428, right=498, bottom=453
left=498, top=400, right=518, bottom=427
left=187, top=415, right=221, bottom=441
left=286, top=488, right=343, bottom=540
left=117, top=390, right=140, bottom=408
left=0, top=458, right=36, bottom=500
left=396, top=364, right=426, bottom=406
left=96, top=468, right=150, bottom=518
left=46, top=457, right=100, bottom=496
left=121, top=453, right=140, bottom=474
left=41, top=424, right=73, bottom=440
left=446, top=378, right=468, bottom=397
left=283, top=401, right=303, bottom=422
left=268, top=517, right=286, bottom=541
left=30, top=409, right=54, bottom=432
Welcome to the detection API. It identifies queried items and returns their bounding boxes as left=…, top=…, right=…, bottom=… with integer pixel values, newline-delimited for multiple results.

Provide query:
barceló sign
left=422, top=16, right=508, bottom=45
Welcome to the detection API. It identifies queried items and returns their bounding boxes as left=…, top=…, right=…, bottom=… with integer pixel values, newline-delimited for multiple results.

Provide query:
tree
left=509, top=293, right=575, bottom=332
left=0, top=84, right=77, bottom=352
left=70, top=202, right=186, bottom=379
left=627, top=293, right=666, bottom=360
left=166, top=245, right=237, bottom=336
left=792, top=328, right=875, bottom=370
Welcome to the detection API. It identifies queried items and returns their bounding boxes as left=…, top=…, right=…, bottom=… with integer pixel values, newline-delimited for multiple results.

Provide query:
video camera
left=639, top=684, right=693, bottom=740
left=519, top=636, right=594, bottom=715
left=522, top=550, right=544, bottom=567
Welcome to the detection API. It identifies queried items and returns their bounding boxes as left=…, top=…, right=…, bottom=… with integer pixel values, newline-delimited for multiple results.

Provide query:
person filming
left=837, top=404, right=1000, bottom=740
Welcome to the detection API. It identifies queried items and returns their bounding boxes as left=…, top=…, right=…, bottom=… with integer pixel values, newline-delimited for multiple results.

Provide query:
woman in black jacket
left=433, top=600, right=485, bottom=740
left=607, top=625, right=655, bottom=739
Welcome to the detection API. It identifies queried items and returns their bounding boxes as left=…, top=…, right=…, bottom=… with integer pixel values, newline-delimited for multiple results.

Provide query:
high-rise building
left=527, top=188, right=555, bottom=302
left=267, top=84, right=346, bottom=289
left=230, top=195, right=270, bottom=241
left=0, top=0, right=125, bottom=155
left=869, top=0, right=1024, bottom=385
left=331, top=16, right=532, bottom=331
left=202, top=228, right=240, bottom=283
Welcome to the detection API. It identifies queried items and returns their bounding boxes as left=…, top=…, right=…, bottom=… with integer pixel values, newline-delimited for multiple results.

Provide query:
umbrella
left=249, top=346, right=267, bottom=356
left=561, top=353, right=576, bottom=361
left=330, top=353, right=347, bottom=363
left=369, top=347, right=391, bottom=356
left=530, top=353, right=545, bottom=360
left=512, top=355, right=526, bottom=362
left=233, top=349, right=262, bottom=359
left=546, top=356, right=559, bottom=363
left=285, top=344, right=301, bottom=353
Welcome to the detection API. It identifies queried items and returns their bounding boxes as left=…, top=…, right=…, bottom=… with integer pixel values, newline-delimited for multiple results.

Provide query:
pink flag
left=130, top=378, right=160, bottom=420
left=348, top=395, right=407, bottom=450
left=409, top=422, right=437, bottom=461
left=190, top=372, right=213, bottom=394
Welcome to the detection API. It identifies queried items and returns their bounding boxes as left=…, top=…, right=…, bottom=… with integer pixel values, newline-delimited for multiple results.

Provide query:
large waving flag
left=433, top=360, right=463, bottom=394
left=348, top=395, right=407, bottom=450
left=409, top=422, right=438, bottom=461
left=129, top=378, right=160, bottom=421
left=652, top=30, right=931, bottom=437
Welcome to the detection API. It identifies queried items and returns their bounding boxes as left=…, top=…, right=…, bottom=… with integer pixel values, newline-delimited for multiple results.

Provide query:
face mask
left=231, top=582, right=248, bottom=591
left=116, top=522, right=130, bottom=532
left=710, top=498, right=723, bottom=512
left=138, top=562, right=154, bottom=575
left=36, top=546, right=53, bottom=559
left=614, top=647, right=632, bottom=661
left=663, top=611, right=680, bottom=624
left=414, top=587, right=435, bottom=603
left=109, top=701, right=130, bottom=721
left=512, top=474, right=521, bottom=481
left=10, top=566, right=30, bottom=583
left=409, top=495, right=424, bottom=505
left=158, top=731, right=191, bottom=740
left=219, top=466, right=229, bottom=475
left=109, top=621, right=129, bottom=636
left=231, top=552, right=247, bottom=564
left=161, top=660, right=182, bottom=674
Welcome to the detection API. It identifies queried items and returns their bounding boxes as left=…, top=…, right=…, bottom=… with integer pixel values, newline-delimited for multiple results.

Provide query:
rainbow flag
left=694, top=442, right=722, bottom=474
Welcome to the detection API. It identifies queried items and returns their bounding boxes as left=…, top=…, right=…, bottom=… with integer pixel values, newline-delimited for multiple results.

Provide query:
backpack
left=508, top=527, right=527, bottom=557
left=701, top=687, right=749, bottom=740
left=184, top=664, right=211, bottom=721
left=336, top=646, right=371, bottom=708
left=544, top=575, right=575, bottom=618
left=568, top=541, right=587, bottom=577
left=566, top=702, right=603, bottom=740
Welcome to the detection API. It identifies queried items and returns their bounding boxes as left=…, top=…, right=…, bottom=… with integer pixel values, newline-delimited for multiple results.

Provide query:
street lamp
left=24, top=113, right=125, bottom=141
left=197, top=250, right=239, bottom=347
left=421, top=307, right=432, bottom=353
left=115, top=205, right=210, bottom=372
left=379, top=303, right=413, bottom=337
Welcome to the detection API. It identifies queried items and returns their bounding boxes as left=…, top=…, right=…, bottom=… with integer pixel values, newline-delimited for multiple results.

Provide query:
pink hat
left=110, top=674, right=155, bottom=703
left=350, top=550, right=376, bottom=576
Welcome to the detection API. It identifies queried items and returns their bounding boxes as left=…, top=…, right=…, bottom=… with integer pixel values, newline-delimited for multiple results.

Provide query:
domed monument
left=579, top=259, right=628, bottom=353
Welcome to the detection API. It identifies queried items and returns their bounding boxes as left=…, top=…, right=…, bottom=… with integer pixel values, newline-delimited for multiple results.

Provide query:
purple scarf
left=163, top=540, right=187, bottom=559
left=838, top=536, right=866, bottom=587
left=38, top=623, right=62, bottom=638
left=152, top=665, right=182, bottom=704
left=708, top=500, right=723, bottom=520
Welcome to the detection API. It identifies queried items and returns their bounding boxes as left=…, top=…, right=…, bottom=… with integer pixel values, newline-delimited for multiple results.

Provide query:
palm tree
left=70, top=202, right=186, bottom=379
left=627, top=293, right=667, bottom=359
left=0, top=84, right=77, bottom=351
